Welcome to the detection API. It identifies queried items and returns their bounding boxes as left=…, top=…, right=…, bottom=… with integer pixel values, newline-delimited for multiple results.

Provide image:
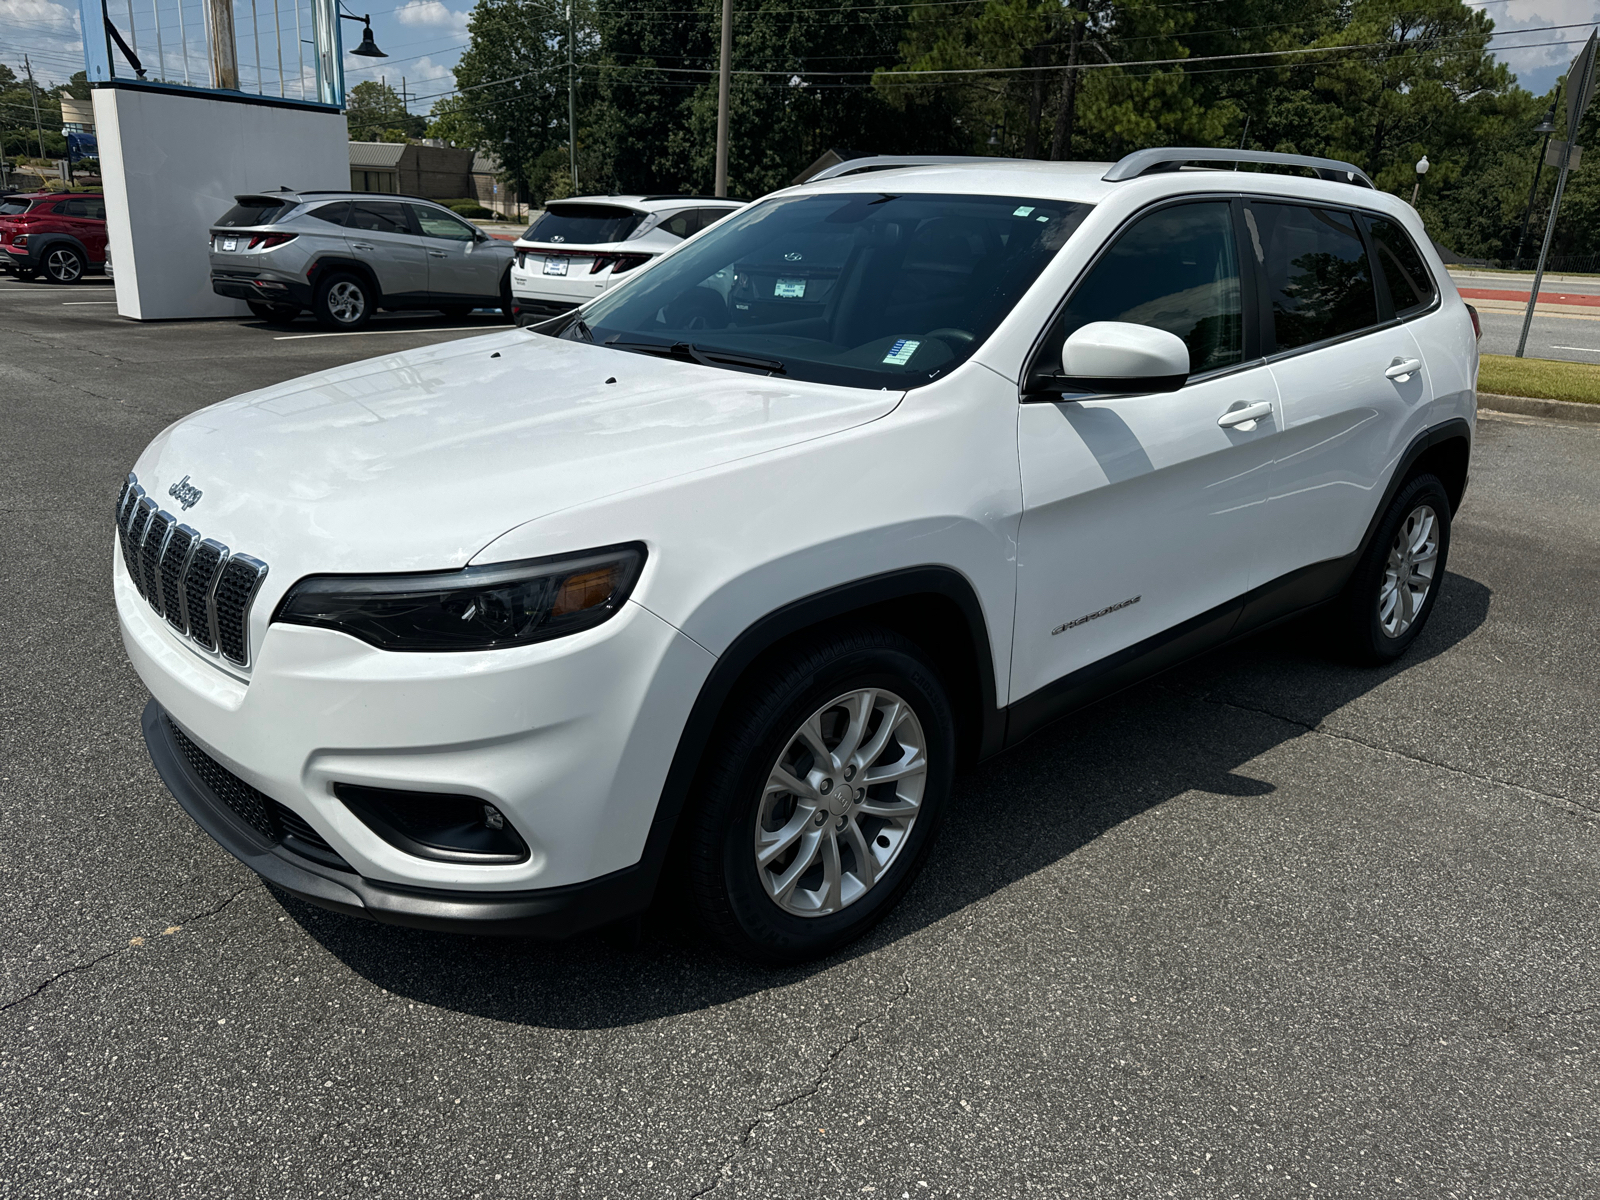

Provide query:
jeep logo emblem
left=168, top=475, right=203, bottom=511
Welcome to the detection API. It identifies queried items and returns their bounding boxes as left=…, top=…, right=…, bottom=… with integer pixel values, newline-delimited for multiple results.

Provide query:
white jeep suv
left=116, top=150, right=1478, bottom=963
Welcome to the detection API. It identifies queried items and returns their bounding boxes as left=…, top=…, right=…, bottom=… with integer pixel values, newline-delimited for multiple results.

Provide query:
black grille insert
left=161, top=526, right=196, bottom=631
left=214, top=556, right=268, bottom=665
left=167, top=718, right=350, bottom=869
left=125, top=502, right=153, bottom=598
left=185, top=541, right=225, bottom=650
left=141, top=511, right=174, bottom=611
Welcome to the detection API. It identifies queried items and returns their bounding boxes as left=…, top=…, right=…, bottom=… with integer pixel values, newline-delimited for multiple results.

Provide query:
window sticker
left=882, top=338, right=920, bottom=365
left=1013, top=206, right=1035, bottom=217
left=775, top=278, right=806, bottom=298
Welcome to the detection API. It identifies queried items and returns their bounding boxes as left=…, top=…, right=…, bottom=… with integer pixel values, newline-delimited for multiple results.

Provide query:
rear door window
left=1037, top=200, right=1244, bottom=382
left=308, top=202, right=351, bottom=227
left=660, top=210, right=698, bottom=239
left=524, top=203, right=643, bottom=245
left=1365, top=216, right=1436, bottom=317
left=1247, top=203, right=1379, bottom=352
left=348, top=201, right=414, bottom=236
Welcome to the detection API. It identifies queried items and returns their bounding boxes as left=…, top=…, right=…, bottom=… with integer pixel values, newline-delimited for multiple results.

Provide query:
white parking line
left=1550, top=345, right=1600, bottom=353
left=273, top=324, right=493, bottom=341
left=63, top=301, right=118, bottom=305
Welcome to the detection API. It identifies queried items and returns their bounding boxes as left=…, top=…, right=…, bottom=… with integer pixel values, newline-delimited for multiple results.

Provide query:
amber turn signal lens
left=552, top=566, right=620, bottom=616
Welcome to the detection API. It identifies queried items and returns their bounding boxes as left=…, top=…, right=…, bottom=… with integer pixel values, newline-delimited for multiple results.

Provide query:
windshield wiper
left=603, top=338, right=785, bottom=375
left=557, top=314, right=594, bottom=342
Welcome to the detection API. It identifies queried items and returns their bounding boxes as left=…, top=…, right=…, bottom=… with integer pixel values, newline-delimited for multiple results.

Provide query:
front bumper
left=143, top=699, right=652, bottom=935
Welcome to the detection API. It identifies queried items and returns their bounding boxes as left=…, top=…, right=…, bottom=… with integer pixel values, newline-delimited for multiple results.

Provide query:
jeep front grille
left=116, top=472, right=269, bottom=668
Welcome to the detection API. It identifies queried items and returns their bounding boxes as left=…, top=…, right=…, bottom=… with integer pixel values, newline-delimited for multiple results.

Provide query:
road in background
left=1449, top=269, right=1600, bottom=362
left=3, top=279, right=1599, bottom=1198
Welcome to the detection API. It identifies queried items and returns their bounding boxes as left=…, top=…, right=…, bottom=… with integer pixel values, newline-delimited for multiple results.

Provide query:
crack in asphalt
left=0, top=882, right=260, bottom=1016
left=1161, top=684, right=1600, bottom=817
left=690, top=974, right=914, bottom=1198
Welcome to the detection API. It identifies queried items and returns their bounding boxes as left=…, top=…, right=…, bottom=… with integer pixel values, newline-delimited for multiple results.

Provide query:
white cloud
left=1479, top=0, right=1600, bottom=97
left=1, top=0, right=85, bottom=88
left=395, top=0, right=469, bottom=36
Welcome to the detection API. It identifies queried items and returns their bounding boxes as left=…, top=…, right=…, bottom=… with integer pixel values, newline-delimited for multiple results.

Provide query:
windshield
left=524, top=203, right=645, bottom=245
left=566, top=191, right=1091, bottom=389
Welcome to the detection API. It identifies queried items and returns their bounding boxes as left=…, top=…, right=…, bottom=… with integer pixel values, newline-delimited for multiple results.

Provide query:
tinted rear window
left=1247, top=202, right=1379, bottom=352
left=0, top=198, right=32, bottom=216
left=216, top=200, right=294, bottom=227
left=1367, top=217, right=1436, bottom=316
left=524, top=204, right=643, bottom=245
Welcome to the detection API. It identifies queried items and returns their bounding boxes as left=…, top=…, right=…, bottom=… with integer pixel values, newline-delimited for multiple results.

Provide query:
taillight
left=515, top=251, right=526, bottom=269
left=247, top=232, right=298, bottom=250
left=1465, top=302, right=1481, bottom=340
left=610, top=254, right=651, bottom=275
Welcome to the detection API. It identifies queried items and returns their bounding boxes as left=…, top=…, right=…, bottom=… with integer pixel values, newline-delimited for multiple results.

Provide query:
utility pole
left=1518, top=30, right=1598, bottom=358
left=25, top=55, right=46, bottom=161
left=714, top=0, right=732, bottom=196
left=567, top=1, right=577, bottom=194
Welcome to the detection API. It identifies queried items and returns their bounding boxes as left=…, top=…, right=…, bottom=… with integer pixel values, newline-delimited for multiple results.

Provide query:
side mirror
left=1057, top=321, right=1190, bottom=394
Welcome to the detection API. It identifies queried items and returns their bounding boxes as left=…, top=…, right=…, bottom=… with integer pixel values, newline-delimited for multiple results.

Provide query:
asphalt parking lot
left=3, top=281, right=1598, bottom=1198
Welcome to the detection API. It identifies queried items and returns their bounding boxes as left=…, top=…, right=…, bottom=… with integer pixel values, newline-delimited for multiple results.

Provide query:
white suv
left=116, top=150, right=1478, bottom=963
left=508, top=194, right=744, bottom=323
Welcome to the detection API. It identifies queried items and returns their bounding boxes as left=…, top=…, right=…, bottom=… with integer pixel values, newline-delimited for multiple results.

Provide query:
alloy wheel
left=46, top=248, right=82, bottom=282
left=1378, top=503, right=1439, bottom=638
left=754, top=688, right=927, bottom=918
left=328, top=281, right=366, bottom=324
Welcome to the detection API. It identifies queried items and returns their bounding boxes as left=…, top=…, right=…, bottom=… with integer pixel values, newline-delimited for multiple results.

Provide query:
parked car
left=509, top=195, right=745, bottom=324
left=207, top=189, right=516, bottom=329
left=0, top=191, right=108, bottom=282
left=117, top=150, right=1478, bottom=964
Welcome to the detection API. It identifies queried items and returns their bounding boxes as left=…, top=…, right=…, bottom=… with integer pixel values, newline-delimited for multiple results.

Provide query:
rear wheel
left=1341, top=473, right=1452, bottom=664
left=247, top=300, right=300, bottom=325
left=41, top=245, right=86, bottom=284
left=686, top=628, right=955, bottom=964
left=313, top=271, right=373, bottom=330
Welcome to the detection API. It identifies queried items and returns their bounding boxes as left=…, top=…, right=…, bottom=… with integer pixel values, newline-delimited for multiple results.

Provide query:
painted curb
left=1478, top=392, right=1600, bottom=424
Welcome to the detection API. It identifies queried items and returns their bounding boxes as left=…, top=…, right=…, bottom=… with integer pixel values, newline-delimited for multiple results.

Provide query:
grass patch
left=1479, top=354, right=1600, bottom=405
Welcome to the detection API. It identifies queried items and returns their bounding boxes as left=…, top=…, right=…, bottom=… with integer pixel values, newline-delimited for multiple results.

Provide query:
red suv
left=0, top=192, right=108, bottom=283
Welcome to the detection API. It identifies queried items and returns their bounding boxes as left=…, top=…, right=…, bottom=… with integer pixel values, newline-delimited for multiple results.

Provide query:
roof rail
left=805, top=155, right=1021, bottom=182
left=1103, top=148, right=1374, bottom=189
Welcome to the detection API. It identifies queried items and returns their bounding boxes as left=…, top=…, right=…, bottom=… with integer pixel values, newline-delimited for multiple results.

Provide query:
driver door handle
left=429, top=250, right=448, bottom=258
left=351, top=242, right=376, bottom=251
left=1385, top=358, right=1423, bottom=380
left=1217, top=401, right=1273, bottom=428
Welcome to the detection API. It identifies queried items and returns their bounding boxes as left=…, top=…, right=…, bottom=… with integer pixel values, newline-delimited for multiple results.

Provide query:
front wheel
left=686, top=629, right=955, bottom=964
left=313, top=271, right=373, bottom=330
left=1340, top=472, right=1452, bottom=664
left=41, top=245, right=86, bottom=284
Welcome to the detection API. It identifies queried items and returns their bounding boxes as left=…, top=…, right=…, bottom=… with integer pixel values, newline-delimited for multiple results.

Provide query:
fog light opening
left=334, top=784, right=530, bottom=864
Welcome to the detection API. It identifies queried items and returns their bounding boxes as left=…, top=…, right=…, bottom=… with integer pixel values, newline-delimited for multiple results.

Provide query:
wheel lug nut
left=814, top=812, right=827, bottom=826
left=843, top=765, right=855, bottom=781
left=820, top=778, right=833, bottom=795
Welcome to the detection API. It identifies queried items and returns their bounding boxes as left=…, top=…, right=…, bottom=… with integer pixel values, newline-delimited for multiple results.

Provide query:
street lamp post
left=1410, top=154, right=1429, bottom=207
left=1513, top=107, right=1559, bottom=268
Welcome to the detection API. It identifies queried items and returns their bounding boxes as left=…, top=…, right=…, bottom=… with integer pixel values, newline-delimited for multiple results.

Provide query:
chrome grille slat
left=161, top=526, right=198, bottom=633
left=116, top=474, right=269, bottom=669
left=141, top=512, right=176, bottom=615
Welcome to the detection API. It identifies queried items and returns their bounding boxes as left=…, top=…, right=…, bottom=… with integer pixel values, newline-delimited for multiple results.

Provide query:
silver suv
left=208, top=189, right=516, bottom=330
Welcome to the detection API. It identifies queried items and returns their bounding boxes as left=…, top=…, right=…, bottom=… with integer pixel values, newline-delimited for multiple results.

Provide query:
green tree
left=345, top=80, right=425, bottom=141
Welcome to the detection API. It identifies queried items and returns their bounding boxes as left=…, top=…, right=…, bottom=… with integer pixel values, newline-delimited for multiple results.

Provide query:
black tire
left=312, top=270, right=373, bottom=330
left=41, top=244, right=86, bottom=284
left=438, top=304, right=474, bottom=320
left=686, top=628, right=956, bottom=965
left=247, top=300, right=300, bottom=325
left=1341, top=472, right=1452, bottom=664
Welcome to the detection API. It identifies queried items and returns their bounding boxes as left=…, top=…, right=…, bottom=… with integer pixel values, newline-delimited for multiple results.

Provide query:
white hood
left=133, top=329, right=902, bottom=581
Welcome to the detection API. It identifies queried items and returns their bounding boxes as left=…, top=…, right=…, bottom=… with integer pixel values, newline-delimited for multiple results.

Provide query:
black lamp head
left=1535, top=106, right=1558, bottom=135
left=350, top=19, right=385, bottom=57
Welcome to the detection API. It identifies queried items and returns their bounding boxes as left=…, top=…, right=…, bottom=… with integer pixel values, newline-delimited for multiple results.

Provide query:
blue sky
left=2, top=0, right=1596, bottom=122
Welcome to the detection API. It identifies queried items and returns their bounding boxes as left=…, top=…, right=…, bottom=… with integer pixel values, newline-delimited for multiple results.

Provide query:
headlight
left=274, top=544, right=645, bottom=651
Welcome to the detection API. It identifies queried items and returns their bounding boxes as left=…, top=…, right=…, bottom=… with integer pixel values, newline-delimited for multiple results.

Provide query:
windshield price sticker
left=775, top=278, right=806, bottom=298
left=882, top=338, right=920, bottom=365
left=1012, top=206, right=1035, bottom=217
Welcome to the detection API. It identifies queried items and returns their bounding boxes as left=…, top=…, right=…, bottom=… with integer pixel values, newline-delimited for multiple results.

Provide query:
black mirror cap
left=335, top=783, right=531, bottom=864
left=1024, top=371, right=1188, bottom=401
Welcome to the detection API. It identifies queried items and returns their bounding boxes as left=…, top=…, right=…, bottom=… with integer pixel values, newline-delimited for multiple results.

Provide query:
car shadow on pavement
left=278, top=570, right=1493, bottom=1029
